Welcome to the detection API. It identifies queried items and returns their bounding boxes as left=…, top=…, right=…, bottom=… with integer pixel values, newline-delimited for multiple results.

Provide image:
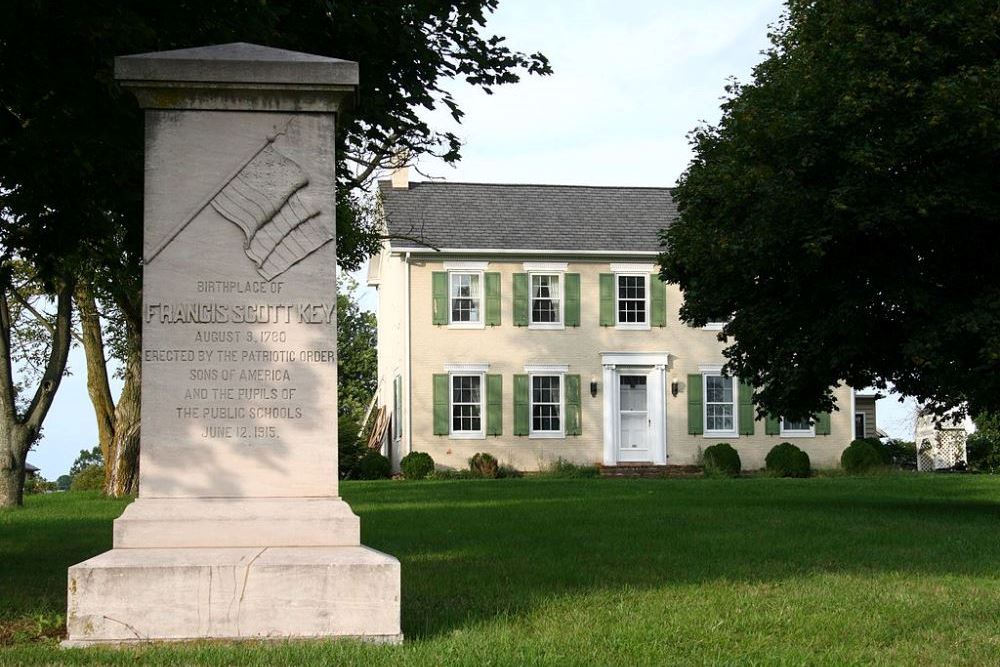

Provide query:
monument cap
left=114, top=42, right=358, bottom=112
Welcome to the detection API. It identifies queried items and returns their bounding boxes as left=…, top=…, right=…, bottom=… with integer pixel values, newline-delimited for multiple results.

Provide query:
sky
left=29, top=0, right=917, bottom=480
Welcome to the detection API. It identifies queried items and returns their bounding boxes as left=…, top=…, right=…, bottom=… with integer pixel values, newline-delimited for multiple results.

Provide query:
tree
left=69, top=446, right=103, bottom=477
left=56, top=474, right=72, bottom=491
left=338, top=276, right=377, bottom=423
left=659, top=0, right=1000, bottom=420
left=1, top=1, right=551, bottom=496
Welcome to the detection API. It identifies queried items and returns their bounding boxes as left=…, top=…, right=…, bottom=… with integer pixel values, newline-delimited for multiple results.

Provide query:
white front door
left=618, top=373, right=650, bottom=462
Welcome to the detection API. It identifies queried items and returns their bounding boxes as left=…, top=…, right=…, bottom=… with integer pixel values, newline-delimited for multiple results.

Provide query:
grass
left=2, top=475, right=999, bottom=665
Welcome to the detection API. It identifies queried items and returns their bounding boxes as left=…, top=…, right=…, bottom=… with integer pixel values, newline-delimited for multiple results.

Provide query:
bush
left=542, top=457, right=599, bottom=478
left=497, top=464, right=523, bottom=478
left=427, top=467, right=474, bottom=480
left=70, top=465, right=105, bottom=492
left=841, top=439, right=885, bottom=473
left=882, top=439, right=917, bottom=469
left=967, top=432, right=1000, bottom=473
left=354, top=451, right=391, bottom=480
left=765, top=443, right=811, bottom=478
left=338, top=415, right=366, bottom=480
left=24, top=475, right=56, bottom=494
left=469, top=452, right=499, bottom=478
left=702, top=443, right=741, bottom=477
left=400, top=452, right=435, bottom=480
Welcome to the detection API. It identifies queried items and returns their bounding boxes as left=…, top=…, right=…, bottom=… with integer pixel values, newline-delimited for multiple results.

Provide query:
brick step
left=599, top=464, right=703, bottom=479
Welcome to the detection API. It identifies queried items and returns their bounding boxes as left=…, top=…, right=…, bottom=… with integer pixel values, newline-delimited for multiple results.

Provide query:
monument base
left=64, top=546, right=401, bottom=646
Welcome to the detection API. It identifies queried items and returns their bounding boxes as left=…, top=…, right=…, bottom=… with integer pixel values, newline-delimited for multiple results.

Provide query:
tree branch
left=23, top=280, right=74, bottom=434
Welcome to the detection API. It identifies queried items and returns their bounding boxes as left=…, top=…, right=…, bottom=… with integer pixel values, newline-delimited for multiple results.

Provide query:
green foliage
left=765, top=443, right=811, bottom=478
left=354, top=451, right=391, bottom=481
left=23, top=474, right=55, bottom=495
left=426, top=468, right=475, bottom=481
left=337, top=415, right=366, bottom=480
left=497, top=464, right=523, bottom=479
left=469, top=452, right=500, bottom=479
left=337, top=276, right=377, bottom=422
left=882, top=439, right=917, bottom=469
left=69, top=446, right=102, bottom=477
left=69, top=465, right=105, bottom=492
left=55, top=475, right=72, bottom=491
left=702, top=443, right=742, bottom=477
left=400, top=452, right=435, bottom=480
left=540, top=458, right=599, bottom=479
left=967, top=412, right=1000, bottom=472
left=659, top=1, right=1000, bottom=418
left=841, top=439, right=885, bottom=473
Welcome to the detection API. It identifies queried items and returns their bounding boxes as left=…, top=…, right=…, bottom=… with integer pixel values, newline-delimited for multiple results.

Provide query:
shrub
left=427, top=468, right=474, bottom=480
left=765, top=442, right=811, bottom=478
left=354, top=451, right=391, bottom=480
left=70, top=465, right=105, bottom=492
left=841, top=439, right=885, bottom=473
left=338, top=415, right=366, bottom=480
left=24, top=475, right=56, bottom=494
left=400, top=452, right=435, bottom=480
left=497, top=464, right=523, bottom=478
left=702, top=443, right=741, bottom=477
left=469, top=452, right=499, bottom=478
left=543, top=457, right=599, bottom=478
left=967, top=432, right=1000, bottom=473
left=882, top=439, right=917, bottom=469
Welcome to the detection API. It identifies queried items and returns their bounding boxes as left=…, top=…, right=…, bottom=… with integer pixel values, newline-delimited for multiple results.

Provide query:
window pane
left=451, top=376, right=482, bottom=432
left=783, top=417, right=811, bottom=431
left=530, top=275, right=561, bottom=324
left=530, top=375, right=561, bottom=432
left=450, top=273, right=481, bottom=323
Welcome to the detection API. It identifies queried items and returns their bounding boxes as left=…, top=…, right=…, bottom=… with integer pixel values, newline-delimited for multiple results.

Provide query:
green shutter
left=765, top=415, right=780, bottom=435
left=485, top=272, right=501, bottom=326
left=599, top=274, right=615, bottom=326
left=432, top=272, right=448, bottom=325
left=513, top=273, right=529, bottom=326
left=738, top=381, right=754, bottom=435
left=486, top=374, right=502, bottom=436
left=514, top=374, right=529, bottom=435
left=687, top=373, right=703, bottom=435
left=651, top=277, right=667, bottom=327
left=565, top=374, right=582, bottom=436
left=433, top=374, right=449, bottom=435
left=564, top=273, right=580, bottom=327
left=815, top=411, right=832, bottom=436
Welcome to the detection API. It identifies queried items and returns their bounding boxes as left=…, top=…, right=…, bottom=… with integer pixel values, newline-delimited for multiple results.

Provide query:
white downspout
left=404, top=251, right=413, bottom=456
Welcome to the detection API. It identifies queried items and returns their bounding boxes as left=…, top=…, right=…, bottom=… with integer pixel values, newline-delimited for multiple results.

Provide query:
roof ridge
left=378, top=179, right=674, bottom=191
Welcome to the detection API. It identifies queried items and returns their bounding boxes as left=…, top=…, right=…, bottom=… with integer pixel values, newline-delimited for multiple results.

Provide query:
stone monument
left=63, top=43, right=401, bottom=646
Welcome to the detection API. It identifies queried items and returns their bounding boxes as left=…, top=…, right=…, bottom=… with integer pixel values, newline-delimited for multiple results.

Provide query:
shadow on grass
left=3, top=478, right=999, bottom=645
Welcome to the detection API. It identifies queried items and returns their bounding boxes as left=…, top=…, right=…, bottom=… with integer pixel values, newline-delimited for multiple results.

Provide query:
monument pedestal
left=64, top=44, right=401, bottom=646
left=65, top=547, right=401, bottom=646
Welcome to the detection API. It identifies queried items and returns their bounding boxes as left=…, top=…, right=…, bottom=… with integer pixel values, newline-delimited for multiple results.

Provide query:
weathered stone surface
left=65, top=547, right=401, bottom=645
left=64, top=45, right=399, bottom=646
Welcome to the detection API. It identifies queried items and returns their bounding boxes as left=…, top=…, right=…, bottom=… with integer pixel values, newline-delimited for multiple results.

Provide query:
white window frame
left=527, top=369, right=566, bottom=439
left=615, top=272, right=651, bottom=330
left=392, top=372, right=402, bottom=442
left=702, top=370, right=739, bottom=438
left=702, top=321, right=726, bottom=331
left=780, top=416, right=816, bottom=438
left=448, top=371, right=486, bottom=440
left=854, top=412, right=866, bottom=440
left=527, top=271, right=565, bottom=330
left=447, top=270, right=485, bottom=329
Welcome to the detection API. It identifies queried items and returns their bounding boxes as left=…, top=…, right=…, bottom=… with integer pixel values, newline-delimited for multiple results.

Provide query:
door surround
left=601, top=352, right=670, bottom=465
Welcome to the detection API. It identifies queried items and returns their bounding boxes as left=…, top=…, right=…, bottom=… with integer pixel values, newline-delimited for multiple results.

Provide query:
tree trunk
left=0, top=428, right=28, bottom=508
left=74, top=282, right=116, bottom=488
left=106, top=321, right=141, bottom=496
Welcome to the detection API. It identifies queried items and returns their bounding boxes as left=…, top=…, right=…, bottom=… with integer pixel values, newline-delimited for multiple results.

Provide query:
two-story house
left=368, top=170, right=873, bottom=472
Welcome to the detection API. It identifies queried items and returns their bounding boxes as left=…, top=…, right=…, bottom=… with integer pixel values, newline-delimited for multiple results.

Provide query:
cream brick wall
left=373, top=251, right=407, bottom=469
left=376, top=252, right=854, bottom=471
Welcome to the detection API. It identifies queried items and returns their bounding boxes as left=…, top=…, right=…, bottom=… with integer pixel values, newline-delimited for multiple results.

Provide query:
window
left=449, top=272, right=481, bottom=325
left=617, top=274, right=648, bottom=327
left=530, top=274, right=562, bottom=326
left=781, top=416, right=815, bottom=437
left=450, top=374, right=484, bottom=437
left=854, top=413, right=866, bottom=440
left=531, top=375, right=563, bottom=436
left=704, top=374, right=737, bottom=436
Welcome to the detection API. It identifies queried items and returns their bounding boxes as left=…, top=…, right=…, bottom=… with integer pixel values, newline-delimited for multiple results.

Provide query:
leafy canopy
left=660, top=0, right=1000, bottom=419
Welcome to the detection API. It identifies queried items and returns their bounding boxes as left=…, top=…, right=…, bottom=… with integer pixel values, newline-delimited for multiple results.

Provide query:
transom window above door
left=530, top=274, right=562, bottom=326
left=617, top=274, right=648, bottom=327
left=449, top=272, right=481, bottom=325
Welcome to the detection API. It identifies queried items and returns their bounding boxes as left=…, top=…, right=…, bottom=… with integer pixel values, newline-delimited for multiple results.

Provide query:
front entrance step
left=599, top=463, right=703, bottom=478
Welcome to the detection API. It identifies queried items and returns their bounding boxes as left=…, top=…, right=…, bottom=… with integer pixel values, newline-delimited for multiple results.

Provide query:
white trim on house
left=600, top=352, right=669, bottom=466
left=524, top=364, right=570, bottom=374
left=528, top=372, right=565, bottom=439
left=443, top=260, right=489, bottom=270
left=527, top=271, right=565, bottom=330
left=614, top=272, right=651, bottom=331
left=523, top=261, right=568, bottom=272
left=702, top=371, right=739, bottom=439
left=447, top=269, right=485, bottom=329
left=392, top=248, right=658, bottom=257
left=780, top=417, right=815, bottom=438
left=702, top=322, right=726, bottom=331
left=404, top=251, right=413, bottom=456
left=698, top=363, right=725, bottom=373
left=447, top=371, right=486, bottom=440
left=444, top=362, right=491, bottom=373
left=609, top=262, right=656, bottom=273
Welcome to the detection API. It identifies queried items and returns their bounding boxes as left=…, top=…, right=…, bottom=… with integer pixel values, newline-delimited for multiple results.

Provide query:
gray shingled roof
left=379, top=181, right=677, bottom=252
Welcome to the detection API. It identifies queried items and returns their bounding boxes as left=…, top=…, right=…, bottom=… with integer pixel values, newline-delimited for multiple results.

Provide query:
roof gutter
left=389, top=247, right=659, bottom=258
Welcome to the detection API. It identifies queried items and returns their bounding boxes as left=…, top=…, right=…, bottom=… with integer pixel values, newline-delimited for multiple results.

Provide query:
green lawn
left=2, top=475, right=999, bottom=665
